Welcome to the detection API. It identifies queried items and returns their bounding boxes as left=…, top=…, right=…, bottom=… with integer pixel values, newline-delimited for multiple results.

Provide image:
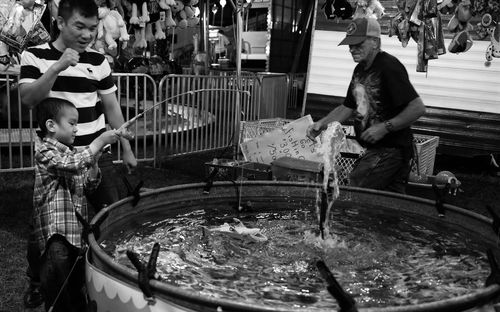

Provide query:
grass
left=0, top=157, right=204, bottom=312
left=0, top=152, right=499, bottom=311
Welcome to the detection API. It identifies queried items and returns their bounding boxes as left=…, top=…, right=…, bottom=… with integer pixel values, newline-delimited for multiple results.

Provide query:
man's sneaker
left=23, top=284, right=44, bottom=308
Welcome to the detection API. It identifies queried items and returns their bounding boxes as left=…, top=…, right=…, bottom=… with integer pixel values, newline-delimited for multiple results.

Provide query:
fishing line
left=117, top=88, right=251, bottom=134
left=47, top=248, right=85, bottom=312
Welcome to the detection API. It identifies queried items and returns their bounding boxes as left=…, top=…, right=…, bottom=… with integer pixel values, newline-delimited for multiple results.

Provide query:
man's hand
left=306, top=121, right=325, bottom=141
left=53, top=48, right=79, bottom=72
left=360, top=122, right=389, bottom=144
left=122, top=148, right=137, bottom=173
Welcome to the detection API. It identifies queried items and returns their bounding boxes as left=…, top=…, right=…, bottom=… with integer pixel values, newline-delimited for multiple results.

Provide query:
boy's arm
left=36, top=144, right=97, bottom=178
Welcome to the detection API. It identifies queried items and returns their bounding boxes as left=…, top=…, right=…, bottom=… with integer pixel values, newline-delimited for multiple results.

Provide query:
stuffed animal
left=109, top=0, right=125, bottom=18
left=164, top=6, right=177, bottom=27
left=447, top=0, right=475, bottom=53
left=485, top=23, right=500, bottom=66
left=133, top=26, right=147, bottom=48
left=1, top=0, right=38, bottom=40
left=352, top=0, right=384, bottom=19
left=448, top=0, right=473, bottom=32
left=0, top=42, right=11, bottom=72
left=183, top=0, right=199, bottom=27
left=171, top=0, right=187, bottom=28
left=145, top=0, right=165, bottom=40
left=1, top=2, right=26, bottom=37
left=159, top=0, right=175, bottom=10
left=130, top=0, right=149, bottom=25
left=95, top=1, right=130, bottom=52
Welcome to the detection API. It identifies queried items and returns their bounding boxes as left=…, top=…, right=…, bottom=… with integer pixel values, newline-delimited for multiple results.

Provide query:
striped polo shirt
left=20, top=42, right=117, bottom=146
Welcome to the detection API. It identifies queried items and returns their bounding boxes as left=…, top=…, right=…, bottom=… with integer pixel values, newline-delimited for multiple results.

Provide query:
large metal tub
left=86, top=181, right=500, bottom=312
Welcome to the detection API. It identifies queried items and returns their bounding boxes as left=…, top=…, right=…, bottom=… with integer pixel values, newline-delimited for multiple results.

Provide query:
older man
left=307, top=17, right=426, bottom=193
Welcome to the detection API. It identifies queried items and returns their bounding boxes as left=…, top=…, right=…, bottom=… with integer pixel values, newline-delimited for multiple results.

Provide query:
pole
left=220, top=6, right=224, bottom=27
left=232, top=2, right=243, bottom=159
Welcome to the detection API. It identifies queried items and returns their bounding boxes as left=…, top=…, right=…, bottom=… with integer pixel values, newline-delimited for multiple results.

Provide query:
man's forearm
left=20, top=66, right=60, bottom=108
left=386, top=97, right=426, bottom=131
left=102, top=96, right=134, bottom=154
left=319, top=105, right=353, bottom=128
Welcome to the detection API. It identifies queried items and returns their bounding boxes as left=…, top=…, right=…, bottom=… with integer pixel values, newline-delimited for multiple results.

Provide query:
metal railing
left=157, top=74, right=261, bottom=156
left=0, top=71, right=35, bottom=172
left=0, top=72, right=158, bottom=172
left=1, top=70, right=299, bottom=172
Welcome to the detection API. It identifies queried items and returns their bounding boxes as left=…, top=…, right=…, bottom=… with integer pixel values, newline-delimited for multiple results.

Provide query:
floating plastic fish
left=206, top=218, right=268, bottom=242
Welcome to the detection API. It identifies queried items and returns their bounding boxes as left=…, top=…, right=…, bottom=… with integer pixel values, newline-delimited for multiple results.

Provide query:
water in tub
left=101, top=123, right=490, bottom=310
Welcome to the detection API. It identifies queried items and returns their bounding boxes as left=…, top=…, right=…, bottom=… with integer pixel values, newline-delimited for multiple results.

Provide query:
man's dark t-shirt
left=343, top=51, right=419, bottom=154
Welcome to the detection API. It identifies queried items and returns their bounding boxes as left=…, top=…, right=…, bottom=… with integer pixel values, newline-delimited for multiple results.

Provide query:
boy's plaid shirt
left=33, top=137, right=101, bottom=254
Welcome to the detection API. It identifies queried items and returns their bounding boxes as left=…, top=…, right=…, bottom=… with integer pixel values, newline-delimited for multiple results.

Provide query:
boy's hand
left=99, top=129, right=119, bottom=145
left=116, top=121, right=135, bottom=140
left=116, top=126, right=134, bottom=140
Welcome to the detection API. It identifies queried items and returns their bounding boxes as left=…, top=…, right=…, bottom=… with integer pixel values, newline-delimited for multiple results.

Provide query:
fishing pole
left=116, top=88, right=251, bottom=137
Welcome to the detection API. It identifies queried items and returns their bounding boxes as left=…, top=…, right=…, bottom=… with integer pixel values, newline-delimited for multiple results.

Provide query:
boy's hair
left=36, top=98, right=76, bottom=138
left=58, top=0, right=98, bottom=21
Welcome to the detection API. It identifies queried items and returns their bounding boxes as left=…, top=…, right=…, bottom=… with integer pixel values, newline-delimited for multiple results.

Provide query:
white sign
left=240, top=115, right=321, bottom=164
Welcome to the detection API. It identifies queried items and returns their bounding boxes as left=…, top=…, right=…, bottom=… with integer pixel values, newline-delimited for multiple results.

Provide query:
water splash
left=315, top=122, right=346, bottom=239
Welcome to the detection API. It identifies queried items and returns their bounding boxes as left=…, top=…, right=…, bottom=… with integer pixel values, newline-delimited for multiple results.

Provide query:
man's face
left=348, top=38, right=377, bottom=64
left=58, top=11, right=98, bottom=53
left=54, top=106, right=79, bottom=146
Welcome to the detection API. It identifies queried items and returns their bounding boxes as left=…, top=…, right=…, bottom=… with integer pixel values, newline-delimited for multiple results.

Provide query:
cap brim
left=338, top=36, right=367, bottom=46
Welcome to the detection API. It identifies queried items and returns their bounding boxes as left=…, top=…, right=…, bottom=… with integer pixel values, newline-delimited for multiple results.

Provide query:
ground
left=0, top=151, right=499, bottom=312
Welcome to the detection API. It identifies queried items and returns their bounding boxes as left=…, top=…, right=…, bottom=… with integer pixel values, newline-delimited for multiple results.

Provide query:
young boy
left=33, top=97, right=119, bottom=312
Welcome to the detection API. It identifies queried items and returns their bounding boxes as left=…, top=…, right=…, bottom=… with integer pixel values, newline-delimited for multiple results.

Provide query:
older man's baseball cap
left=338, top=18, right=381, bottom=46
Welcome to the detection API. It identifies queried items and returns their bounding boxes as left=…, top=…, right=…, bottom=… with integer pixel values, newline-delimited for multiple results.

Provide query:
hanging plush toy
left=0, top=0, right=49, bottom=52
left=352, top=0, right=385, bottom=19
left=447, top=0, right=474, bottom=53
left=485, top=21, right=500, bottom=66
left=94, top=0, right=130, bottom=53
left=0, top=41, right=11, bottom=71
left=159, top=0, right=175, bottom=10
left=183, top=0, right=199, bottom=27
left=144, top=0, right=165, bottom=41
left=171, top=0, right=187, bottom=28
left=129, top=0, right=149, bottom=25
left=128, top=0, right=148, bottom=48
left=163, top=5, right=177, bottom=27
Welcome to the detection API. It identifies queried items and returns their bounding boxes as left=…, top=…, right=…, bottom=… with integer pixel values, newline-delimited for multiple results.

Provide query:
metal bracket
left=75, top=210, right=101, bottom=244
left=123, top=177, right=144, bottom=206
left=316, top=260, right=358, bottom=312
left=126, top=243, right=161, bottom=305
left=486, top=205, right=500, bottom=237
left=431, top=183, right=450, bottom=217
left=486, top=249, right=500, bottom=287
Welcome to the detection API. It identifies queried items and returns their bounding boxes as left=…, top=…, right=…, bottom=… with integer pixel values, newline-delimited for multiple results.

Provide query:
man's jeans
left=349, top=147, right=411, bottom=194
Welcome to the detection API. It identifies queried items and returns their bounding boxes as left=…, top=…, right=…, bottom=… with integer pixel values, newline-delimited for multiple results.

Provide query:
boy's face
left=54, top=106, right=79, bottom=145
left=58, top=11, right=98, bottom=53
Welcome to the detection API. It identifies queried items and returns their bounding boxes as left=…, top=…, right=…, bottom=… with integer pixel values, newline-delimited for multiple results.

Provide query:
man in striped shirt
left=19, top=0, right=136, bottom=308
left=19, top=0, right=136, bottom=207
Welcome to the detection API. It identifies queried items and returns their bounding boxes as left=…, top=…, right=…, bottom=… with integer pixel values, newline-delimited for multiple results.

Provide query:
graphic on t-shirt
left=352, top=72, right=381, bottom=132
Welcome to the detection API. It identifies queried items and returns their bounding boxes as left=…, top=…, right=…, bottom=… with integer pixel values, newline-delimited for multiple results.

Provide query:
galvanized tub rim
left=87, top=181, right=500, bottom=312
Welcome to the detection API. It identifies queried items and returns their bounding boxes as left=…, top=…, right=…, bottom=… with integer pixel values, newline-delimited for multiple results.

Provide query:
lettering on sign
left=240, top=115, right=322, bottom=164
